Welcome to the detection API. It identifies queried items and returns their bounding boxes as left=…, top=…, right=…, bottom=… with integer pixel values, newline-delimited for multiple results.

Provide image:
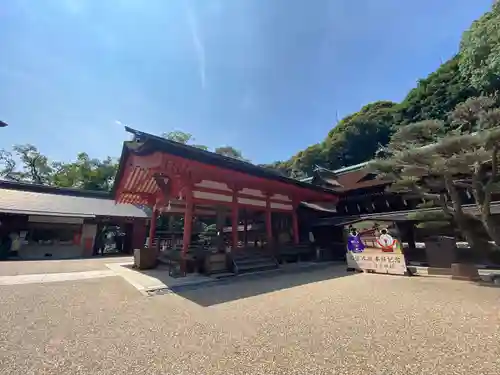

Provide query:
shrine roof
left=113, top=127, right=338, bottom=197
left=300, top=162, right=390, bottom=193
left=0, top=180, right=148, bottom=219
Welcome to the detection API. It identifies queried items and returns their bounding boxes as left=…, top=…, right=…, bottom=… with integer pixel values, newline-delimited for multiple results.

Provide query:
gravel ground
left=0, top=256, right=131, bottom=276
left=0, top=268, right=499, bottom=375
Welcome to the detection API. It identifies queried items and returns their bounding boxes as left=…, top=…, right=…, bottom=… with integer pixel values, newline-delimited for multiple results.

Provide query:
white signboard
left=345, top=220, right=408, bottom=276
left=346, top=252, right=407, bottom=275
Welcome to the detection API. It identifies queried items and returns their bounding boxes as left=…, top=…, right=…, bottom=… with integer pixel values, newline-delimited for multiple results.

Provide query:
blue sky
left=0, top=0, right=493, bottom=165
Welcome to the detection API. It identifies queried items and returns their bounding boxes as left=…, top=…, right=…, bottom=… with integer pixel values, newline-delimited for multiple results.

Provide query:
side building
left=299, top=162, right=500, bottom=264
left=0, top=181, right=149, bottom=260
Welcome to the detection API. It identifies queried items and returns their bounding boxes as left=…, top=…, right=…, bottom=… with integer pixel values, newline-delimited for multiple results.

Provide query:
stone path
left=1, top=270, right=499, bottom=375
left=0, top=269, right=116, bottom=285
left=105, top=262, right=214, bottom=292
left=0, top=256, right=132, bottom=276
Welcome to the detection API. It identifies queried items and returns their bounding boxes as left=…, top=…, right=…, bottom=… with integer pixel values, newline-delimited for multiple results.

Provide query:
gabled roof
left=312, top=201, right=500, bottom=226
left=0, top=180, right=148, bottom=218
left=113, top=127, right=339, bottom=198
left=304, top=162, right=388, bottom=193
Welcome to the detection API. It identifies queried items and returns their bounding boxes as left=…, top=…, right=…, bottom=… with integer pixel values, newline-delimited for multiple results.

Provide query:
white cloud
left=185, top=1, right=207, bottom=90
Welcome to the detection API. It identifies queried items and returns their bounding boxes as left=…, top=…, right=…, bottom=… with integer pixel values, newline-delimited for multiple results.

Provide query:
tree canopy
left=262, top=3, right=500, bottom=177
left=0, top=145, right=119, bottom=192
left=459, top=2, right=500, bottom=92
left=214, top=146, right=246, bottom=160
left=371, top=96, right=500, bottom=255
left=0, top=131, right=247, bottom=191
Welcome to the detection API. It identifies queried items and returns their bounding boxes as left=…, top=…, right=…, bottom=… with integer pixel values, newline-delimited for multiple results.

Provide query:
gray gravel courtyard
left=0, top=266, right=499, bottom=375
left=0, top=256, right=132, bottom=276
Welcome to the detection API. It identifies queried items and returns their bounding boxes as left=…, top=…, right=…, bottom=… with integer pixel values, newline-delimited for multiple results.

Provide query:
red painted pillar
left=182, top=188, right=194, bottom=256
left=243, top=209, right=248, bottom=246
left=148, top=208, right=157, bottom=248
left=232, top=209, right=239, bottom=251
left=292, top=209, right=299, bottom=244
left=265, top=195, right=273, bottom=247
left=132, top=219, right=148, bottom=251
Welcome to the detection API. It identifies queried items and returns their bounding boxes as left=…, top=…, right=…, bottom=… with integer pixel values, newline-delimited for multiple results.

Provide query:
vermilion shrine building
left=113, top=127, right=338, bottom=271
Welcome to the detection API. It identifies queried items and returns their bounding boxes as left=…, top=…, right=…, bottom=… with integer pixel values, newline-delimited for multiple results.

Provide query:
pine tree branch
left=482, top=145, right=499, bottom=216
left=444, top=175, right=465, bottom=217
left=452, top=179, right=473, bottom=189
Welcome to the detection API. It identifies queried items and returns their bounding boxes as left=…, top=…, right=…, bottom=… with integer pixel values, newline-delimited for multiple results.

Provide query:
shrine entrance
left=113, top=127, right=338, bottom=275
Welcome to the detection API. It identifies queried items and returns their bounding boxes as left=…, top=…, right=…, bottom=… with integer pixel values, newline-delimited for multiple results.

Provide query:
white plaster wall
left=193, top=190, right=233, bottom=202
left=238, top=197, right=266, bottom=207
left=270, top=194, right=291, bottom=202
left=239, top=188, right=265, bottom=197
left=270, top=202, right=293, bottom=210
left=195, top=180, right=231, bottom=191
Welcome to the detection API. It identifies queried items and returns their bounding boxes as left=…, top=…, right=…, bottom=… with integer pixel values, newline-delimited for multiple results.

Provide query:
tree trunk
left=456, top=214, right=490, bottom=262
left=445, top=176, right=490, bottom=261
left=481, top=214, right=500, bottom=247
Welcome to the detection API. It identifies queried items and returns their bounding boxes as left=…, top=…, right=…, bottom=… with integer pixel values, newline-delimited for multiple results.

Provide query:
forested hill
left=263, top=2, right=500, bottom=178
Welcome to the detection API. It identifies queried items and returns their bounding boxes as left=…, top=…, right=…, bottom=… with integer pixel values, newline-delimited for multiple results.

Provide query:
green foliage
left=0, top=131, right=247, bottom=191
left=214, top=146, right=246, bottom=160
left=265, top=55, right=485, bottom=177
left=459, top=2, right=500, bottom=92
left=408, top=210, right=452, bottom=230
left=263, top=5, right=499, bottom=177
left=162, top=130, right=194, bottom=144
left=0, top=144, right=118, bottom=192
left=52, top=153, right=118, bottom=191
left=258, top=161, right=292, bottom=176
left=372, top=95, right=500, bottom=247
left=398, top=57, right=479, bottom=125
left=0, top=149, right=16, bottom=180
left=285, top=101, right=398, bottom=175
left=162, top=131, right=246, bottom=159
left=10, top=144, right=53, bottom=185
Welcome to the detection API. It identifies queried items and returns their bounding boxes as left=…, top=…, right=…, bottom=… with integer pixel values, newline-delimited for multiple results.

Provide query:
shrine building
left=113, top=127, right=338, bottom=273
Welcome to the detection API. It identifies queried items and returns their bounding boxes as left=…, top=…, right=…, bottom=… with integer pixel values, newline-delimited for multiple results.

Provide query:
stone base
left=451, top=263, right=480, bottom=281
left=133, top=247, right=158, bottom=270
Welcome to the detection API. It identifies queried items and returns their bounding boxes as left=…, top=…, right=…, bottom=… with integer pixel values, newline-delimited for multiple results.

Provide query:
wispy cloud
left=185, top=1, right=206, bottom=89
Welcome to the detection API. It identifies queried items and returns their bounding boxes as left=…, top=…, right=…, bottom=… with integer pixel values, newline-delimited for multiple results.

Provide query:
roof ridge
left=0, top=180, right=112, bottom=198
left=126, top=126, right=260, bottom=168
left=123, top=126, right=338, bottom=196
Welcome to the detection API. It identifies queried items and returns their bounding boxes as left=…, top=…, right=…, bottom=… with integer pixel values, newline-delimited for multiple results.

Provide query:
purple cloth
left=347, top=234, right=365, bottom=253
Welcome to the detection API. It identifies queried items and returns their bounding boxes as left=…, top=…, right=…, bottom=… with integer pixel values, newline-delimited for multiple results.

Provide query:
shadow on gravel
left=170, top=265, right=353, bottom=307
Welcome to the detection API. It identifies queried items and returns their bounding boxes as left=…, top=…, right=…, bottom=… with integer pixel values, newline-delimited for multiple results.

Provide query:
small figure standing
left=347, top=226, right=365, bottom=253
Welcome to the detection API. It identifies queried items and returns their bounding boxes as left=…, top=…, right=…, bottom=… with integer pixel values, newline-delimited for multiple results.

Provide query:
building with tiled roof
left=0, top=180, right=149, bottom=260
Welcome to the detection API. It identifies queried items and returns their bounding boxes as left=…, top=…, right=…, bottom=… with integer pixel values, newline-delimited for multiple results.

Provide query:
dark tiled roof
left=310, top=163, right=390, bottom=193
left=113, top=127, right=339, bottom=197
left=312, top=201, right=500, bottom=226
left=0, top=181, right=148, bottom=218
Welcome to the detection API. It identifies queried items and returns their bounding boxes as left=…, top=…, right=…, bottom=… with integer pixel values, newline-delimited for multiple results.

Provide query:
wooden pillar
left=131, top=219, right=148, bottom=251
left=243, top=209, right=248, bottom=246
left=182, top=189, right=194, bottom=256
left=292, top=207, right=299, bottom=245
left=148, top=208, right=157, bottom=248
left=231, top=191, right=239, bottom=250
left=265, top=195, right=273, bottom=247
left=168, top=214, right=175, bottom=232
left=231, top=209, right=239, bottom=250
left=216, top=206, right=226, bottom=251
